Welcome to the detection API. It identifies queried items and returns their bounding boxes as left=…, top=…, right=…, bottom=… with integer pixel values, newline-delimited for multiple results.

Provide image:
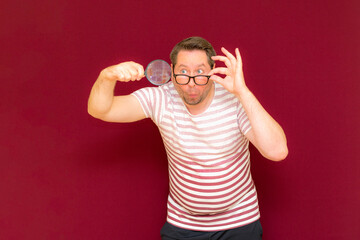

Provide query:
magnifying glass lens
left=145, top=60, right=171, bottom=85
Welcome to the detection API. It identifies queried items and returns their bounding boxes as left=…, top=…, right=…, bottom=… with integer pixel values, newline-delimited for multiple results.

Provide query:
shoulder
left=213, top=82, right=239, bottom=105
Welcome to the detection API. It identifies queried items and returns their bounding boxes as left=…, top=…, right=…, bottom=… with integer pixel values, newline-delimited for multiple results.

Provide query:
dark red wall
left=1, top=0, right=359, bottom=239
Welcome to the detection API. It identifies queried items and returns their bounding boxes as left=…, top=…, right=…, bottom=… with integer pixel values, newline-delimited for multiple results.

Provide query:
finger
left=235, top=48, right=243, bottom=75
left=111, top=68, right=125, bottom=82
left=118, top=72, right=125, bottom=81
left=209, top=74, right=224, bottom=84
left=211, top=55, right=231, bottom=68
left=209, top=67, right=230, bottom=76
left=235, top=48, right=243, bottom=66
left=122, top=68, right=132, bottom=81
left=126, top=63, right=143, bottom=81
left=135, top=64, right=145, bottom=80
left=128, top=67, right=140, bottom=81
left=221, top=47, right=237, bottom=65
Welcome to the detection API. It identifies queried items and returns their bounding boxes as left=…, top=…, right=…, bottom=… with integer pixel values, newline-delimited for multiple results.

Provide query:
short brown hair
left=170, top=37, right=216, bottom=69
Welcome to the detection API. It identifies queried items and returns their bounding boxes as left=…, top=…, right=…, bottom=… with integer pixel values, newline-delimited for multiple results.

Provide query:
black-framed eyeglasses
left=172, top=68, right=211, bottom=86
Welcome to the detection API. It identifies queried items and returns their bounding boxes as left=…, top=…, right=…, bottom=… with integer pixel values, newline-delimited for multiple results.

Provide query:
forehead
left=175, top=50, right=210, bottom=68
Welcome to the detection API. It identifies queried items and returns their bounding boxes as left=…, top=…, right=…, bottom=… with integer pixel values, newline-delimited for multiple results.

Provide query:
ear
left=170, top=64, right=174, bottom=81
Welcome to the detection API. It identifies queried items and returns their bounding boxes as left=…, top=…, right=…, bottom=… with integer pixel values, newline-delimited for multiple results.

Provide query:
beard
left=182, top=94, right=203, bottom=105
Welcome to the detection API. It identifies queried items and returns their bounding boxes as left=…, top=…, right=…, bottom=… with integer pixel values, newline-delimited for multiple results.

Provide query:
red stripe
left=169, top=169, right=251, bottom=198
left=168, top=174, right=252, bottom=208
left=168, top=160, right=249, bottom=187
left=168, top=190, right=258, bottom=220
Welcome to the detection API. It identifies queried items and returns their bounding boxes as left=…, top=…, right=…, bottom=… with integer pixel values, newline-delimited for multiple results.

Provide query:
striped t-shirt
left=132, top=81, right=260, bottom=231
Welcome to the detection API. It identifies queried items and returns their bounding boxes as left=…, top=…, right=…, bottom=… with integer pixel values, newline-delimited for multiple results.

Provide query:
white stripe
left=131, top=82, right=258, bottom=231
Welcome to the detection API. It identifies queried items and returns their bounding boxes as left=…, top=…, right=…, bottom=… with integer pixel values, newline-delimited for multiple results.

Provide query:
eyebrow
left=178, top=63, right=206, bottom=68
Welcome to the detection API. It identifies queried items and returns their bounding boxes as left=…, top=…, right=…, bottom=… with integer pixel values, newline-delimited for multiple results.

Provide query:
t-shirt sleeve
left=237, top=102, right=252, bottom=135
left=131, top=87, right=164, bottom=125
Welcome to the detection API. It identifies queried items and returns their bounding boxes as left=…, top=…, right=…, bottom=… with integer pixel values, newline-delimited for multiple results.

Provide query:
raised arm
left=88, top=61, right=146, bottom=123
left=210, top=48, right=288, bottom=161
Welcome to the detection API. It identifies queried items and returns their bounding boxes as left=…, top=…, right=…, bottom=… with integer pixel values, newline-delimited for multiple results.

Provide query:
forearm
left=236, top=87, right=288, bottom=161
left=210, top=47, right=288, bottom=160
left=87, top=72, right=117, bottom=118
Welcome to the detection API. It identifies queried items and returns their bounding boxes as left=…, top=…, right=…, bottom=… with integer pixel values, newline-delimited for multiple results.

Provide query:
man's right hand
left=99, top=61, right=145, bottom=82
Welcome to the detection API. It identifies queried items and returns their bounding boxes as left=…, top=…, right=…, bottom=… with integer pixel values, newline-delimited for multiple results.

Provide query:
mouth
left=187, top=93, right=198, bottom=99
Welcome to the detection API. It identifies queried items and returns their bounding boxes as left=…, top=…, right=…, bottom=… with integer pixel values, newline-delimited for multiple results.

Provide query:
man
left=88, top=37, right=288, bottom=239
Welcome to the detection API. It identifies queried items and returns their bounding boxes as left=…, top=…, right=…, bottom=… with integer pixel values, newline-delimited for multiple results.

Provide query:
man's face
left=172, top=50, right=213, bottom=106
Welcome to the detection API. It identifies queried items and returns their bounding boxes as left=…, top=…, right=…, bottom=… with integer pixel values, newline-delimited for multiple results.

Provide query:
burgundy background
left=1, top=0, right=359, bottom=239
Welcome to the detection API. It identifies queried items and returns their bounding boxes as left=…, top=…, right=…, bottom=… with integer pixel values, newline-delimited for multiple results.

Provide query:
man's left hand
left=209, top=47, right=248, bottom=97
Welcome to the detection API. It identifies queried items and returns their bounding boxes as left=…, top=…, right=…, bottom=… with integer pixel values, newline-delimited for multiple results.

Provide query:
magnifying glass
left=144, top=59, right=171, bottom=85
